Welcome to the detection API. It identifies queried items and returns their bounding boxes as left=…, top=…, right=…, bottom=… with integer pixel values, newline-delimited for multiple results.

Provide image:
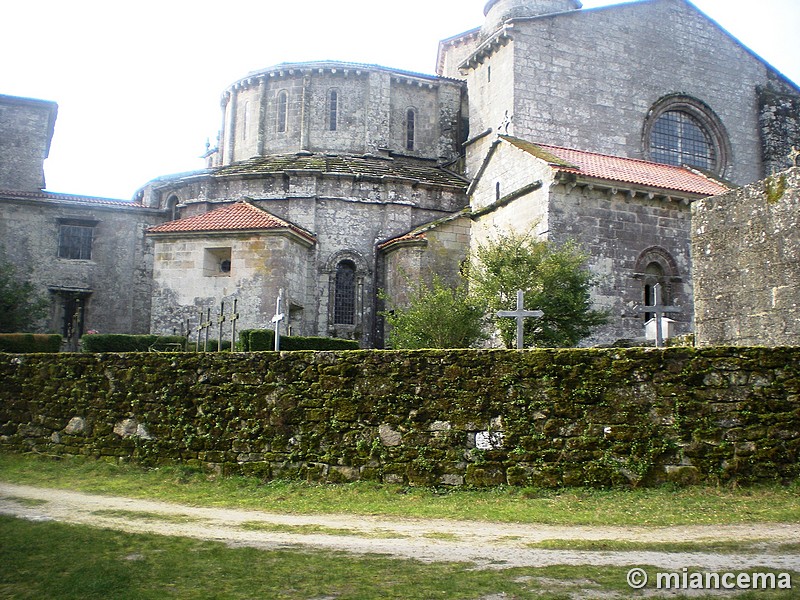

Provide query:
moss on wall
left=1, top=347, right=798, bottom=487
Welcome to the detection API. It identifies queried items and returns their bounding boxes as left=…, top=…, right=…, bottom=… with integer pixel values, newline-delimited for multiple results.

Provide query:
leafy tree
left=469, top=231, right=608, bottom=348
left=0, top=250, right=48, bottom=333
left=383, top=276, right=487, bottom=349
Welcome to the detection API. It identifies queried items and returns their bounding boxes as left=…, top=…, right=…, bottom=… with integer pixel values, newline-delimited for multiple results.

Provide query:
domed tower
left=482, top=0, right=581, bottom=36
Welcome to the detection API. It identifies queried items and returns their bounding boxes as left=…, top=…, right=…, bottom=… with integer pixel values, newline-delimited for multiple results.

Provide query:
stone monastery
left=1, top=0, right=799, bottom=348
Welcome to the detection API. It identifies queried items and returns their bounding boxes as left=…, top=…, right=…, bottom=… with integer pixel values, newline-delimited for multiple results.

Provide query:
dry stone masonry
left=1, top=348, right=797, bottom=488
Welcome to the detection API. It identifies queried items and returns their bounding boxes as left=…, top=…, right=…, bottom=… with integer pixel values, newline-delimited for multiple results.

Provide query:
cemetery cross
left=272, top=289, right=285, bottom=351
left=497, top=289, right=544, bottom=349
left=634, top=283, right=682, bottom=348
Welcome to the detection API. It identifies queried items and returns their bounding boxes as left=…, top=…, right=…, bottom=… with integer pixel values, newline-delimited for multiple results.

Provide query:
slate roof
left=500, top=136, right=731, bottom=197
left=0, top=189, right=146, bottom=207
left=211, top=153, right=469, bottom=189
left=147, top=201, right=315, bottom=243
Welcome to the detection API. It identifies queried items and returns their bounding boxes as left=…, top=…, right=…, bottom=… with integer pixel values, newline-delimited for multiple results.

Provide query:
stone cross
left=634, top=283, right=682, bottom=348
left=497, top=289, right=544, bottom=349
left=217, top=301, right=227, bottom=352
left=203, top=307, right=213, bottom=352
left=228, top=298, right=239, bottom=352
left=271, top=289, right=285, bottom=351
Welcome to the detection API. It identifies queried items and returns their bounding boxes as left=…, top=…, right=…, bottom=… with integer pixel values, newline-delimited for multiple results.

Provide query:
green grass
left=2, top=515, right=796, bottom=600
left=526, top=539, right=800, bottom=554
left=1, top=452, right=799, bottom=526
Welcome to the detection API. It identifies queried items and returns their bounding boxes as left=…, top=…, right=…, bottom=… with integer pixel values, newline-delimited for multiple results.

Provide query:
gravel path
left=2, top=481, right=799, bottom=572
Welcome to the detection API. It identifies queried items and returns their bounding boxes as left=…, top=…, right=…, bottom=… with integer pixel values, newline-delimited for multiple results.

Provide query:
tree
left=0, top=250, right=48, bottom=333
left=469, top=231, right=608, bottom=348
left=383, top=276, right=487, bottom=349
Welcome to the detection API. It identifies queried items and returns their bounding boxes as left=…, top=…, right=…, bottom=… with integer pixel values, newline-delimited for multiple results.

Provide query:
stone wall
left=692, top=167, right=800, bottom=346
left=0, top=194, right=163, bottom=335
left=0, top=95, right=56, bottom=192
left=215, top=64, right=465, bottom=166
left=2, top=347, right=797, bottom=487
left=456, top=0, right=791, bottom=185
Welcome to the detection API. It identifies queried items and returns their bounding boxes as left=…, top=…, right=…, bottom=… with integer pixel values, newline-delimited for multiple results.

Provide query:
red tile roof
left=500, top=136, right=730, bottom=197
left=147, top=201, right=315, bottom=242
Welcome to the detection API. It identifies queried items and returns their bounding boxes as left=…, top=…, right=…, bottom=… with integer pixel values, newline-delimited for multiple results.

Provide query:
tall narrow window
left=242, top=101, right=250, bottom=140
left=334, top=260, right=357, bottom=325
left=405, top=108, right=416, bottom=151
left=277, top=91, right=288, bottom=133
left=328, top=89, right=338, bottom=131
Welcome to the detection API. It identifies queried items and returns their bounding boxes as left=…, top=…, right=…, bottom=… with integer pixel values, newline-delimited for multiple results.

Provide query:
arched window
left=242, top=101, right=250, bottom=140
left=634, top=247, right=680, bottom=322
left=277, top=91, right=288, bottom=133
left=649, top=111, right=714, bottom=170
left=334, top=260, right=357, bottom=325
left=166, top=195, right=179, bottom=221
left=643, top=262, right=666, bottom=322
left=405, top=108, right=416, bottom=151
left=644, top=95, right=729, bottom=175
left=328, top=89, right=338, bottom=131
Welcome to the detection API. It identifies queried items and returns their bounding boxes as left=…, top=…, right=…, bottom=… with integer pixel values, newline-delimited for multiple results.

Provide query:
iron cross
left=497, top=289, right=544, bottom=349
left=634, top=283, right=682, bottom=348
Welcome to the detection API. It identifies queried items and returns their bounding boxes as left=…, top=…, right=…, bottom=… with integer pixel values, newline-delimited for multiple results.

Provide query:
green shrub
left=80, top=334, right=187, bottom=353
left=239, top=329, right=359, bottom=351
left=0, top=334, right=62, bottom=353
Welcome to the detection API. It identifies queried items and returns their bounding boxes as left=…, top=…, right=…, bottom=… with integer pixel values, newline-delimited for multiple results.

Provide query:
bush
left=80, top=334, right=187, bottom=353
left=239, top=329, right=359, bottom=351
left=0, top=334, right=62, bottom=353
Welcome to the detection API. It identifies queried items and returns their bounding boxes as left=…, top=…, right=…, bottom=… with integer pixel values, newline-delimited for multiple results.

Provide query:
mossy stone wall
left=1, top=347, right=798, bottom=487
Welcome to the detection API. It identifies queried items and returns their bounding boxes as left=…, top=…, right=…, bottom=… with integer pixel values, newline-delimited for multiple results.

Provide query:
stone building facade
left=3, top=0, right=800, bottom=347
left=0, top=95, right=162, bottom=343
left=692, top=167, right=800, bottom=346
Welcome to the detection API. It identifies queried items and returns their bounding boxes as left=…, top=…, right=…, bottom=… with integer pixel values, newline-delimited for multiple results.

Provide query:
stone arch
left=324, top=250, right=369, bottom=339
left=634, top=246, right=680, bottom=320
left=165, top=194, right=180, bottom=220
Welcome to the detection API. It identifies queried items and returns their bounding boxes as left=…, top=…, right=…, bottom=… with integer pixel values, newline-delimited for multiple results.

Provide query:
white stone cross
left=634, top=283, right=682, bottom=348
left=271, top=289, right=285, bottom=351
left=497, top=289, right=544, bottom=349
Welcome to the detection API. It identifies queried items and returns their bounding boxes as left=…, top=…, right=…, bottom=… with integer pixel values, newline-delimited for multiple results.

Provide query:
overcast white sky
left=3, top=0, right=799, bottom=200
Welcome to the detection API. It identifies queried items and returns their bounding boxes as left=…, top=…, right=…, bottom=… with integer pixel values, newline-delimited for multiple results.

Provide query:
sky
left=3, top=0, right=799, bottom=200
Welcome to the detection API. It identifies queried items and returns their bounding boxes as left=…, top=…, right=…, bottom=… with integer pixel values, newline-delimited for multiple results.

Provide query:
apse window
left=405, top=108, right=416, bottom=151
left=204, top=247, right=232, bottom=277
left=328, top=89, right=338, bottom=131
left=58, top=220, right=96, bottom=260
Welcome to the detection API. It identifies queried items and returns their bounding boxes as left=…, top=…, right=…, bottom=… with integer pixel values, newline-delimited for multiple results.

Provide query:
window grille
left=329, top=90, right=338, bottom=131
left=58, top=224, right=93, bottom=260
left=650, top=110, right=715, bottom=170
left=334, top=260, right=357, bottom=325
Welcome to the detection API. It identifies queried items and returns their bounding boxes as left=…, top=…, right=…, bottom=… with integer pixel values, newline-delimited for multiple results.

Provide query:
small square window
left=58, top=222, right=94, bottom=260
left=203, top=247, right=232, bottom=277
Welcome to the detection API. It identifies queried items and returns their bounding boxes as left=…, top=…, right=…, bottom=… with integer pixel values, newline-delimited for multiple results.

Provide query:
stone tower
left=482, top=0, right=581, bottom=35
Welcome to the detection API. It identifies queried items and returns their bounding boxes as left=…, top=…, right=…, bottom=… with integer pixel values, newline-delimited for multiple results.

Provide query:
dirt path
left=2, top=481, right=798, bottom=572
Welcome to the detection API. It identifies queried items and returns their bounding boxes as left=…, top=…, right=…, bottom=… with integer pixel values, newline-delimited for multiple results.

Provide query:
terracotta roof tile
left=501, top=136, right=730, bottom=197
left=147, top=201, right=315, bottom=242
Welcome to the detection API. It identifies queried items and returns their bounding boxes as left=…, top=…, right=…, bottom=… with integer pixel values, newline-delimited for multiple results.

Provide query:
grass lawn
left=1, top=515, right=796, bottom=600
left=1, top=452, right=798, bottom=527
